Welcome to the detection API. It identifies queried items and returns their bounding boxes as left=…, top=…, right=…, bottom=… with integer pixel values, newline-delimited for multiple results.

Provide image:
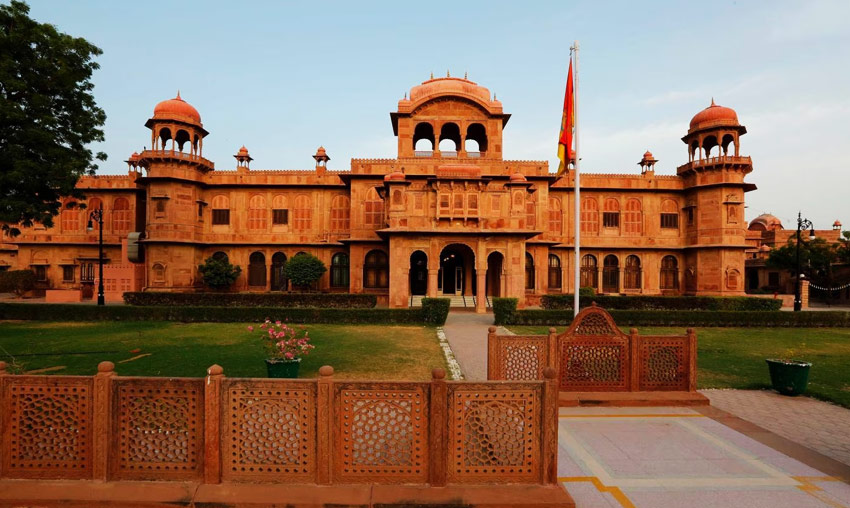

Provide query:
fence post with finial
left=93, top=361, right=115, bottom=480
left=204, top=364, right=224, bottom=484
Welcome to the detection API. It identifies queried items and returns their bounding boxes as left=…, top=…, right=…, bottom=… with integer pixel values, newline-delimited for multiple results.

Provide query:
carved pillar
left=541, top=367, right=558, bottom=485
left=427, top=269, right=439, bottom=298
left=475, top=269, right=487, bottom=313
left=316, top=365, right=334, bottom=484
left=428, top=368, right=447, bottom=486
left=204, top=364, right=224, bottom=484
left=93, top=361, right=115, bottom=481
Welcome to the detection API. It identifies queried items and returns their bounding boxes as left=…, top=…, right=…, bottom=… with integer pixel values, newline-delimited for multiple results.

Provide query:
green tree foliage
left=767, top=236, right=839, bottom=280
left=0, top=269, right=36, bottom=296
left=0, top=1, right=106, bottom=236
left=198, top=257, right=242, bottom=290
left=839, top=231, right=850, bottom=264
left=284, top=254, right=327, bottom=290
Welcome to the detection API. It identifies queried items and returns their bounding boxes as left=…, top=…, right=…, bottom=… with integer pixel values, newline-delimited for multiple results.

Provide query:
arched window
left=212, top=251, right=228, bottom=262
left=158, top=128, right=172, bottom=150
left=331, top=252, right=350, bottom=288
left=248, top=195, right=268, bottom=230
left=548, top=254, right=561, bottom=289
left=624, top=255, right=641, bottom=290
left=660, top=199, right=679, bottom=229
left=364, top=187, right=384, bottom=228
left=175, top=129, right=191, bottom=152
left=330, top=195, right=350, bottom=232
left=603, top=255, right=619, bottom=293
left=439, top=122, right=460, bottom=154
left=580, top=254, right=597, bottom=289
left=152, top=263, right=166, bottom=283
left=112, top=197, right=131, bottom=233
left=248, top=251, right=266, bottom=287
left=525, top=252, right=535, bottom=290
left=293, top=195, right=311, bottom=231
left=580, top=198, right=599, bottom=235
left=726, top=268, right=740, bottom=290
left=465, top=123, right=488, bottom=155
left=660, top=255, right=679, bottom=290
left=271, top=252, right=287, bottom=291
left=61, top=200, right=80, bottom=232
left=211, top=195, right=230, bottom=225
left=624, top=199, right=642, bottom=235
left=548, top=197, right=562, bottom=235
left=603, top=198, right=620, bottom=229
left=703, top=135, right=718, bottom=158
left=413, top=122, right=435, bottom=154
left=722, top=133, right=736, bottom=156
left=363, top=250, right=389, bottom=288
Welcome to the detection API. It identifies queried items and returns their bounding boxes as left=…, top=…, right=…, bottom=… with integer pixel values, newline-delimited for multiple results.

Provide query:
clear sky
left=24, top=0, right=850, bottom=230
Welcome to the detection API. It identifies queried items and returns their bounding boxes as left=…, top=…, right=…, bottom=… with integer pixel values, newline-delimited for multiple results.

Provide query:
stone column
left=427, top=269, right=439, bottom=297
left=476, top=269, right=487, bottom=313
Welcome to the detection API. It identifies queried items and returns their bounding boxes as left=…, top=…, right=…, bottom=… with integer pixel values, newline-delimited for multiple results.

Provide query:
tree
left=0, top=269, right=36, bottom=296
left=839, top=231, right=850, bottom=265
left=198, top=257, right=241, bottom=290
left=0, top=1, right=106, bottom=237
left=284, top=254, right=327, bottom=290
left=767, top=236, right=840, bottom=282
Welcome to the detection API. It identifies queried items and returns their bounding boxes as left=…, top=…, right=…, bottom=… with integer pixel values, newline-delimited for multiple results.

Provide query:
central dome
left=408, top=77, right=492, bottom=105
left=689, top=99, right=738, bottom=131
left=153, top=92, right=201, bottom=125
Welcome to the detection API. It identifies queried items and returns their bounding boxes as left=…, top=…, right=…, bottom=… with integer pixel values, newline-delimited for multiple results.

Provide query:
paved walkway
left=558, top=406, right=850, bottom=507
left=440, top=311, right=502, bottom=381
left=704, top=389, right=850, bottom=466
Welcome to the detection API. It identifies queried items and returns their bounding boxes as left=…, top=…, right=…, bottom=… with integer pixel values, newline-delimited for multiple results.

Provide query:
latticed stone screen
left=447, top=384, right=541, bottom=484
left=111, top=378, right=204, bottom=480
left=495, top=336, right=547, bottom=380
left=221, top=379, right=316, bottom=482
left=638, top=338, right=689, bottom=391
left=334, top=383, right=429, bottom=483
left=558, top=340, right=628, bottom=391
left=1, top=377, right=93, bottom=479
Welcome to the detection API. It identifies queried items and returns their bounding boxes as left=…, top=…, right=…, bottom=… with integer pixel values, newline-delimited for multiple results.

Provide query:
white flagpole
left=572, top=41, right=580, bottom=317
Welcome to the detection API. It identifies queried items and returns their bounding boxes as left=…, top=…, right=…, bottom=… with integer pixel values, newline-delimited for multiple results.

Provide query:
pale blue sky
left=26, top=0, right=850, bottom=230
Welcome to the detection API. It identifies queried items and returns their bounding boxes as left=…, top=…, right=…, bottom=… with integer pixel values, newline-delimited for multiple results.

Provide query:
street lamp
left=794, top=211, right=815, bottom=312
left=86, top=205, right=105, bottom=306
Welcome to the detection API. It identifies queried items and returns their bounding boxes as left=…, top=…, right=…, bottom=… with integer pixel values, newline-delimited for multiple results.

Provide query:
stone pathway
left=703, top=389, right=850, bottom=467
left=440, top=311, right=510, bottom=381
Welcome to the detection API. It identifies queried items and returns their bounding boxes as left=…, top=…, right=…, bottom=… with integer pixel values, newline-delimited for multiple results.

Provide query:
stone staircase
left=410, top=295, right=492, bottom=308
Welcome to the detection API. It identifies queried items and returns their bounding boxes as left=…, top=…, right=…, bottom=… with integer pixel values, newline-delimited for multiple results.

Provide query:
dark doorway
left=747, top=268, right=759, bottom=291
left=410, top=251, right=428, bottom=295
left=438, top=244, right=475, bottom=295
left=271, top=252, right=287, bottom=291
left=248, top=252, right=267, bottom=287
left=486, top=251, right=503, bottom=297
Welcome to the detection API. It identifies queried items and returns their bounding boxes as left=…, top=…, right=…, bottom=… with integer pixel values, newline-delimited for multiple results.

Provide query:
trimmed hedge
left=0, top=303, right=427, bottom=324
left=541, top=294, right=782, bottom=312
left=492, top=297, right=518, bottom=325
left=500, top=309, right=850, bottom=328
left=421, top=298, right=450, bottom=325
left=123, top=292, right=377, bottom=308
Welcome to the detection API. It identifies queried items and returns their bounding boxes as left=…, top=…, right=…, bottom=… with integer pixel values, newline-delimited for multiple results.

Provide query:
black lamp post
left=87, top=205, right=105, bottom=306
left=794, top=211, right=815, bottom=312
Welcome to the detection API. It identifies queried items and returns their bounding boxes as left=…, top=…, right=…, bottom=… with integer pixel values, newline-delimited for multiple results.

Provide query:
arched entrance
left=438, top=244, right=475, bottom=296
left=248, top=252, right=267, bottom=288
left=409, top=251, right=428, bottom=295
left=271, top=252, right=287, bottom=291
left=486, top=251, right=503, bottom=297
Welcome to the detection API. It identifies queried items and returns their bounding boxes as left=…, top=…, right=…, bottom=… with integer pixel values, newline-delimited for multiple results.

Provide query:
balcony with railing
left=677, top=155, right=751, bottom=174
left=139, top=149, right=215, bottom=170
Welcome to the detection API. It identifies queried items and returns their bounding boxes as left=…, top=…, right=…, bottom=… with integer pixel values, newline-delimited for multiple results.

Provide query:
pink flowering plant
left=249, top=319, right=315, bottom=362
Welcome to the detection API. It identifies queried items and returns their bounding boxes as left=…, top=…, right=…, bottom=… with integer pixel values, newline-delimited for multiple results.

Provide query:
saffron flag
left=557, top=58, right=575, bottom=176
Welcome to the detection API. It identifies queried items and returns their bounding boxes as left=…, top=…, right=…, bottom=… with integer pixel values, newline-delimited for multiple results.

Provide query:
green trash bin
left=765, top=359, right=811, bottom=396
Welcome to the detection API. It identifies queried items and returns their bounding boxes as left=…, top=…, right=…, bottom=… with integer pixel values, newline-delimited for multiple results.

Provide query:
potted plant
left=766, top=350, right=811, bottom=396
left=249, top=319, right=315, bottom=378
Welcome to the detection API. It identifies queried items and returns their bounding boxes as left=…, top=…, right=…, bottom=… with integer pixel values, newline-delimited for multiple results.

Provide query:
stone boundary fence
left=488, top=305, right=698, bottom=392
left=0, top=362, right=559, bottom=487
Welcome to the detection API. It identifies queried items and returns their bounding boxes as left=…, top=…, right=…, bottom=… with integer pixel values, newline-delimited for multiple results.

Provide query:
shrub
left=421, top=298, right=450, bottom=325
left=499, top=309, right=850, bottom=328
left=541, top=294, right=782, bottom=312
left=123, top=292, right=377, bottom=308
left=198, top=256, right=241, bottom=290
left=492, top=297, right=518, bottom=325
left=579, top=287, right=596, bottom=297
left=284, top=254, right=327, bottom=290
left=0, top=270, right=37, bottom=296
left=0, top=303, right=426, bottom=324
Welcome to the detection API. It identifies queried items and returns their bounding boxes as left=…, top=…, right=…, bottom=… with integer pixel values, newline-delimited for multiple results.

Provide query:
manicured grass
left=508, top=325, right=850, bottom=408
left=0, top=321, right=447, bottom=380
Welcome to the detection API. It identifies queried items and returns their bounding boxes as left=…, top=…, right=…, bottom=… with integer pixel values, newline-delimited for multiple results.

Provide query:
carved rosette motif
left=113, top=379, right=203, bottom=480
left=335, top=385, right=428, bottom=483
left=448, top=386, right=540, bottom=483
left=639, top=340, right=687, bottom=391
left=222, top=381, right=316, bottom=481
left=3, top=378, right=93, bottom=478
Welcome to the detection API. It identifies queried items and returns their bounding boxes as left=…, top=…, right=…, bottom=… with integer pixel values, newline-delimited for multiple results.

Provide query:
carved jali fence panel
left=557, top=306, right=630, bottom=391
left=638, top=336, right=691, bottom=391
left=111, top=378, right=204, bottom=480
left=490, top=335, right=548, bottom=381
left=333, top=383, right=429, bottom=483
left=447, top=383, right=542, bottom=484
left=221, top=379, right=316, bottom=482
left=1, top=376, right=93, bottom=479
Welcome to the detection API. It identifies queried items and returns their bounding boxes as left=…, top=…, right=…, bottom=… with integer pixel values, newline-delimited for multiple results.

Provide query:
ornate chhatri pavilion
left=0, top=76, right=757, bottom=310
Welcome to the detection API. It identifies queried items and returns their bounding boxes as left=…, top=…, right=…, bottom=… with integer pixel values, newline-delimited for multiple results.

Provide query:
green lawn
left=508, top=325, right=850, bottom=408
left=0, top=321, right=447, bottom=380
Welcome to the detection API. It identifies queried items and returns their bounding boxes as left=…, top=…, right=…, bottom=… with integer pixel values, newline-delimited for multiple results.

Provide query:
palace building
left=0, top=76, right=757, bottom=310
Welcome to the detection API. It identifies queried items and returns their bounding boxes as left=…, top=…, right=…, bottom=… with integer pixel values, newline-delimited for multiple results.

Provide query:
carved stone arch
left=559, top=304, right=627, bottom=339
left=411, top=96, right=491, bottom=118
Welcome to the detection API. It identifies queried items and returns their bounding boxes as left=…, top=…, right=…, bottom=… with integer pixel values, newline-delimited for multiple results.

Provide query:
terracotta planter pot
left=265, top=358, right=301, bottom=378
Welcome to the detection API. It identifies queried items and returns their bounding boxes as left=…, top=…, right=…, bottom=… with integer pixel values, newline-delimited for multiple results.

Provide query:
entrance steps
left=410, top=295, right=492, bottom=308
